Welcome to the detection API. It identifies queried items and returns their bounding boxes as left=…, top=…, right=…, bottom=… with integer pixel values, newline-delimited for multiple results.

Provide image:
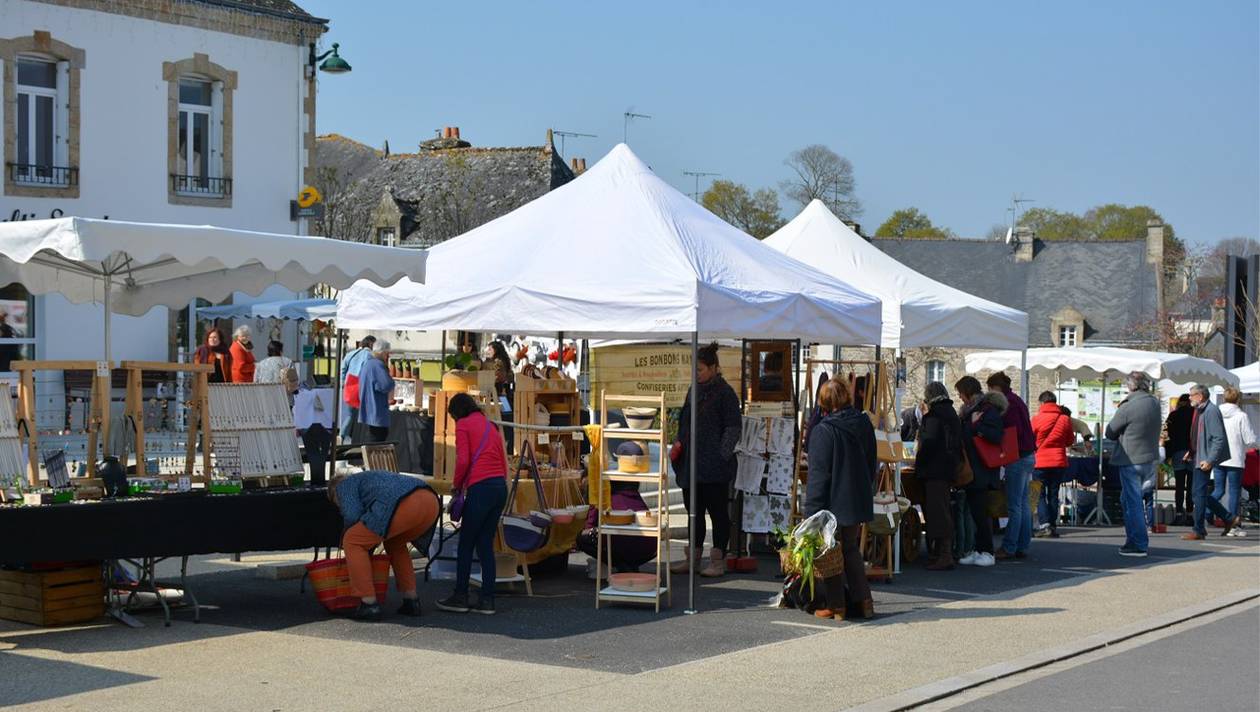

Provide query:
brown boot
left=700, top=548, right=726, bottom=577
left=926, top=537, right=955, bottom=571
left=858, top=598, right=875, bottom=620
left=670, top=547, right=700, bottom=574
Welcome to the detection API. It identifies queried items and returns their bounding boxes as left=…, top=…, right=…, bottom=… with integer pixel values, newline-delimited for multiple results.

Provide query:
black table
left=0, top=488, right=342, bottom=564
left=0, top=488, right=343, bottom=627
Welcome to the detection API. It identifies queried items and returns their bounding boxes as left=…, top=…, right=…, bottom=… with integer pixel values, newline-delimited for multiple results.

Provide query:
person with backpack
left=914, top=381, right=962, bottom=571
left=436, top=393, right=509, bottom=615
left=1031, top=392, right=1076, bottom=538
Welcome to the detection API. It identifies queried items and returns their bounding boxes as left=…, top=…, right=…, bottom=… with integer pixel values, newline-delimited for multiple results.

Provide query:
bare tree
left=312, top=164, right=372, bottom=243
left=781, top=144, right=862, bottom=220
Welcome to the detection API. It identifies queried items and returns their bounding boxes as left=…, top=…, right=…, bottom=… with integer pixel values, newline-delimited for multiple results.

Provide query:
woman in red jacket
left=436, top=393, right=509, bottom=616
left=1031, top=392, right=1075, bottom=537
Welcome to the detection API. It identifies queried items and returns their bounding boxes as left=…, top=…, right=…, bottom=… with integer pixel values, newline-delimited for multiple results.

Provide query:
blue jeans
left=1142, top=466, right=1158, bottom=528
left=454, top=478, right=508, bottom=601
left=1001, top=454, right=1035, bottom=554
left=1211, top=466, right=1244, bottom=517
left=1118, top=464, right=1152, bottom=551
left=1192, top=467, right=1234, bottom=535
left=1034, top=468, right=1065, bottom=529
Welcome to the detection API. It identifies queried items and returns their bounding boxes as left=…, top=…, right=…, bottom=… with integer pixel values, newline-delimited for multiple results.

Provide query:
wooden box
left=0, top=566, right=104, bottom=626
left=515, top=376, right=576, bottom=394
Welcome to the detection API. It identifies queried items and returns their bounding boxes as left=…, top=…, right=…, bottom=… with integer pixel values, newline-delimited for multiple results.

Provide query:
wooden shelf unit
left=120, top=361, right=214, bottom=483
left=513, top=377, right=579, bottom=468
left=595, top=391, right=671, bottom=611
left=430, top=387, right=501, bottom=484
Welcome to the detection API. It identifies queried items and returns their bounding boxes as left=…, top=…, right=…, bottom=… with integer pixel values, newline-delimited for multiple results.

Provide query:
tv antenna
left=552, top=129, right=596, bottom=156
left=623, top=110, right=651, bottom=144
left=683, top=170, right=720, bottom=201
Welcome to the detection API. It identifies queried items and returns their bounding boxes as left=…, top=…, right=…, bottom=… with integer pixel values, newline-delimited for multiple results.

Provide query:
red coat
left=229, top=340, right=256, bottom=384
left=1031, top=402, right=1074, bottom=469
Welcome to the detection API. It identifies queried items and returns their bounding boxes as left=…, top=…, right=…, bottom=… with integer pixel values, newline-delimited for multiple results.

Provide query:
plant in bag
left=773, top=510, right=838, bottom=600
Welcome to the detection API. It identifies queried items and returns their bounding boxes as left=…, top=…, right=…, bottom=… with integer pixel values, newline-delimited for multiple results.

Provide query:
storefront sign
left=588, top=344, right=743, bottom=408
left=2, top=208, right=109, bottom=221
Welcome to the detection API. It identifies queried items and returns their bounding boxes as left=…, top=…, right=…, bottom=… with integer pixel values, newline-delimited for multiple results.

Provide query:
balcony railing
left=171, top=174, right=231, bottom=198
left=7, top=163, right=78, bottom=187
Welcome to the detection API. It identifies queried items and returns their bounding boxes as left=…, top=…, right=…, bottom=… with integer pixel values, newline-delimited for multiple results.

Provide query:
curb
left=846, top=588, right=1260, bottom=712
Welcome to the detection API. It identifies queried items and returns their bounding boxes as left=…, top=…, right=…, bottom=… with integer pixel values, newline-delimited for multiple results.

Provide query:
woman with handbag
left=437, top=393, right=509, bottom=615
left=670, top=343, right=742, bottom=577
left=955, top=376, right=1006, bottom=567
left=804, top=378, right=876, bottom=620
left=328, top=471, right=440, bottom=621
left=914, top=381, right=962, bottom=571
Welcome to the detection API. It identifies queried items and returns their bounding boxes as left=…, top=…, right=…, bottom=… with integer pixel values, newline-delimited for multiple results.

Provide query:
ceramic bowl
left=623, top=407, right=657, bottom=430
left=608, top=572, right=657, bottom=592
left=547, top=508, right=575, bottom=524
left=567, top=504, right=591, bottom=518
left=635, top=510, right=659, bottom=527
left=616, top=455, right=650, bottom=474
left=604, top=509, right=635, bottom=525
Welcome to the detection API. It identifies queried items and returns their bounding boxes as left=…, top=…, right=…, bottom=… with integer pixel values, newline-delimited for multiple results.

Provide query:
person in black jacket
left=671, top=343, right=742, bottom=577
left=914, top=381, right=962, bottom=571
left=955, top=376, right=1006, bottom=568
left=1162, top=394, right=1193, bottom=524
left=805, top=378, right=876, bottom=620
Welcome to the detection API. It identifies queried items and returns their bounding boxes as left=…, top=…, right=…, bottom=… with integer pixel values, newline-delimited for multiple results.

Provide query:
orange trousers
left=342, top=489, right=440, bottom=599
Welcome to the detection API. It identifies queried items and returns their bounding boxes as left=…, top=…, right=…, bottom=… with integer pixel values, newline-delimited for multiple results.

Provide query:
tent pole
left=328, top=328, right=345, bottom=485
left=686, top=330, right=699, bottom=615
left=440, top=330, right=447, bottom=369
left=1020, top=350, right=1029, bottom=401
left=103, top=274, right=112, bottom=362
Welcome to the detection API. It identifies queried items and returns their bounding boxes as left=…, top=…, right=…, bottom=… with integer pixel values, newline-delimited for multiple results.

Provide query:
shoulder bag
left=972, top=406, right=1020, bottom=468
left=501, top=441, right=552, bottom=553
left=448, top=420, right=494, bottom=523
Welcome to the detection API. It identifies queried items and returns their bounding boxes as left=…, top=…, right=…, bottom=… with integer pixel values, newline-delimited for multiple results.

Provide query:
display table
left=348, top=410, right=434, bottom=475
left=0, top=488, right=342, bottom=565
left=1066, top=456, right=1119, bottom=489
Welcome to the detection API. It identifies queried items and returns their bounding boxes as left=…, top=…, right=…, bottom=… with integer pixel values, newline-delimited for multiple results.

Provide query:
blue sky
left=300, top=0, right=1259, bottom=246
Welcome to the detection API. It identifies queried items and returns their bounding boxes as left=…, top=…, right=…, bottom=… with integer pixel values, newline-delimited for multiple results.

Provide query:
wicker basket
left=779, top=545, right=844, bottom=579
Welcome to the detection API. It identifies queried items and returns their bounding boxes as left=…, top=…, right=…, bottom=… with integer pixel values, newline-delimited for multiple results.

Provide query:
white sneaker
left=973, top=552, right=996, bottom=567
left=958, top=551, right=979, bottom=566
left=1226, top=528, right=1247, bottom=537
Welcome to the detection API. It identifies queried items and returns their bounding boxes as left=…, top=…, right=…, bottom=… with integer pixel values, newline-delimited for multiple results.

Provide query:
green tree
left=1017, top=207, right=1088, bottom=242
left=702, top=179, right=784, bottom=238
left=874, top=207, right=956, bottom=239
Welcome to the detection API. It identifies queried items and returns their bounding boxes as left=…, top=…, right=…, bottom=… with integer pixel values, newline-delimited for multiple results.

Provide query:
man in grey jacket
left=1183, top=384, right=1239, bottom=539
left=1105, top=372, right=1162, bottom=556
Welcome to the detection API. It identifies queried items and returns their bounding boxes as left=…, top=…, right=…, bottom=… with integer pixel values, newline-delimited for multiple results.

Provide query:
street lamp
left=307, top=42, right=351, bottom=78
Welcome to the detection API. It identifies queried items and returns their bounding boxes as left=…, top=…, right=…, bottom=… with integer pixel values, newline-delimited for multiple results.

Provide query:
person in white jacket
left=1215, top=387, right=1256, bottom=534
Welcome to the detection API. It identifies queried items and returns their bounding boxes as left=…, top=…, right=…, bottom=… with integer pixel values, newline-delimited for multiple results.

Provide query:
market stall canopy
left=763, top=200, right=1028, bottom=349
left=197, top=298, right=337, bottom=322
left=337, top=144, right=882, bottom=343
left=966, top=346, right=1239, bottom=388
left=1230, top=362, right=1260, bottom=393
left=0, top=217, right=425, bottom=359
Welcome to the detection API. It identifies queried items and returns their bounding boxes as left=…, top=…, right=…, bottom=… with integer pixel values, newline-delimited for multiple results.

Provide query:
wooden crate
left=0, top=565, right=104, bottom=626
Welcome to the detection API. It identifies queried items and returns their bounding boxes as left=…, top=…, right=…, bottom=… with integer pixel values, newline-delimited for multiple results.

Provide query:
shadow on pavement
left=0, top=651, right=155, bottom=705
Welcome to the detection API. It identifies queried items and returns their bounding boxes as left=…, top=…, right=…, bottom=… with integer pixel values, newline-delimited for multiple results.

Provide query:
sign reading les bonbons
left=588, top=344, right=743, bottom=408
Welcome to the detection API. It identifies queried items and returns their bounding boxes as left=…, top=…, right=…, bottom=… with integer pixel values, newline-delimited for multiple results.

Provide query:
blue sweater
left=357, top=356, right=395, bottom=428
left=335, top=470, right=430, bottom=537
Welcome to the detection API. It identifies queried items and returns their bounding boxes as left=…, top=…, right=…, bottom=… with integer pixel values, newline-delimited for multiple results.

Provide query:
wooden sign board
left=588, top=344, right=742, bottom=409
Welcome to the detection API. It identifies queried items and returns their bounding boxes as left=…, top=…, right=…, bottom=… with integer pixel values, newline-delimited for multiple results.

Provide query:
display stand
left=596, top=391, right=671, bottom=611
left=13, top=361, right=112, bottom=485
left=514, top=376, right=579, bottom=469
left=121, top=361, right=213, bottom=483
left=0, top=382, right=24, bottom=496
left=431, top=388, right=501, bottom=484
left=206, top=383, right=302, bottom=482
left=862, top=455, right=899, bottom=583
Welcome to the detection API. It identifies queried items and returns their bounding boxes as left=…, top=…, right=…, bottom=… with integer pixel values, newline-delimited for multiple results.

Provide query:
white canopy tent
left=0, top=217, right=425, bottom=360
left=336, top=144, right=882, bottom=343
left=965, top=346, right=1238, bottom=525
left=764, top=199, right=1029, bottom=349
left=197, top=298, right=338, bottom=323
left=1230, top=362, right=1260, bottom=393
left=338, top=143, right=884, bottom=611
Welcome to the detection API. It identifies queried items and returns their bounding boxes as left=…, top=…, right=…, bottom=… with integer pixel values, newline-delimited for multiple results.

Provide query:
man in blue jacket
left=1183, top=384, right=1238, bottom=539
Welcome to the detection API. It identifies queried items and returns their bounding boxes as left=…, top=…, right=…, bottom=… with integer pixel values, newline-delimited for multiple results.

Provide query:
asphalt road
left=950, top=605, right=1260, bottom=712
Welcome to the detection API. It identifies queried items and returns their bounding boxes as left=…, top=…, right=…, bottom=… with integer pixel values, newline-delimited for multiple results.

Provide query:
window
left=926, top=359, right=946, bottom=384
left=164, top=54, right=235, bottom=206
left=0, top=285, right=36, bottom=373
left=1059, top=325, right=1078, bottom=347
left=377, top=227, right=397, bottom=247
left=12, top=55, right=73, bottom=187
left=174, top=77, right=227, bottom=196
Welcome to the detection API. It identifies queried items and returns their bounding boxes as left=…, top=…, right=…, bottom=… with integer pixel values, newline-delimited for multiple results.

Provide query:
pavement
left=1, top=524, right=1257, bottom=711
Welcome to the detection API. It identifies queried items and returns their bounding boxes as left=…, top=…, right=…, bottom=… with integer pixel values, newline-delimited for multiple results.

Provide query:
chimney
left=1212, top=297, right=1227, bottom=329
left=441, top=127, right=451, bottom=139
left=1146, top=218, right=1165, bottom=267
left=577, top=158, right=586, bottom=172
left=1013, top=226, right=1036, bottom=262
left=452, top=126, right=460, bottom=139
left=571, top=158, right=579, bottom=172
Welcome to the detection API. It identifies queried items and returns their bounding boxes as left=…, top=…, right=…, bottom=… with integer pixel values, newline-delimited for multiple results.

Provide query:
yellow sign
left=588, top=344, right=743, bottom=408
left=297, top=185, right=322, bottom=208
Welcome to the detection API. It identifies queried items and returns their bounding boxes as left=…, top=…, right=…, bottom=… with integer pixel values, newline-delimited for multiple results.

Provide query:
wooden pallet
left=0, top=565, right=104, bottom=626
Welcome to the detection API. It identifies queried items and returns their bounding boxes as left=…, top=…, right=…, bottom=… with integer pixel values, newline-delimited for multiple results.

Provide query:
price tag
left=538, top=433, right=550, bottom=445
left=178, top=476, right=191, bottom=492
left=575, top=431, right=585, bottom=442
left=96, top=361, right=110, bottom=377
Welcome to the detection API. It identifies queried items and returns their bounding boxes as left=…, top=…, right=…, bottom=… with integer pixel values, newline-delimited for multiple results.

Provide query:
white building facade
left=0, top=0, right=327, bottom=365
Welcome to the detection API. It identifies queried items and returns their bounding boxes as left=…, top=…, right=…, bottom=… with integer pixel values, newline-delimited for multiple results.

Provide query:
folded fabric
left=737, top=416, right=767, bottom=454
left=742, top=493, right=771, bottom=533
left=768, top=417, right=795, bottom=455
left=767, top=454, right=795, bottom=495
left=735, top=452, right=767, bottom=494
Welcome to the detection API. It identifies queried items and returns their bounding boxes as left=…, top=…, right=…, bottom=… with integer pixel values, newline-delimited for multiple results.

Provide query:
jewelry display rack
left=206, top=383, right=301, bottom=478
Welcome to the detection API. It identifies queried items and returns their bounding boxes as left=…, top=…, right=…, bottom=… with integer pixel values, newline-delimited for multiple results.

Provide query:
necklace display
left=207, top=384, right=301, bottom=477
left=0, top=384, right=22, bottom=484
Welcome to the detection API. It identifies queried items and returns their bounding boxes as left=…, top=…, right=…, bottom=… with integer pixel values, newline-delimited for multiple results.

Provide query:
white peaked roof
left=337, top=144, right=882, bottom=342
left=1230, top=362, right=1260, bottom=392
left=764, top=200, right=1028, bottom=349
left=0, top=217, right=425, bottom=315
left=966, top=347, right=1239, bottom=388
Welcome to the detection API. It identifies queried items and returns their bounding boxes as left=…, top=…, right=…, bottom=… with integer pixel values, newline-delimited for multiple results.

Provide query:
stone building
left=310, top=127, right=578, bottom=248
left=860, top=221, right=1166, bottom=403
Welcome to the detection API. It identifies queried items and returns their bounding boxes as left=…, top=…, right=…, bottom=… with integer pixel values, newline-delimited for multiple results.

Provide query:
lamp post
left=307, top=42, right=352, bottom=77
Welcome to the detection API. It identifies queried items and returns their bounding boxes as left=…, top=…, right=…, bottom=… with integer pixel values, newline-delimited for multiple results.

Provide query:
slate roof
left=312, top=133, right=576, bottom=247
left=874, top=238, right=1159, bottom=347
left=196, top=0, right=326, bottom=23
